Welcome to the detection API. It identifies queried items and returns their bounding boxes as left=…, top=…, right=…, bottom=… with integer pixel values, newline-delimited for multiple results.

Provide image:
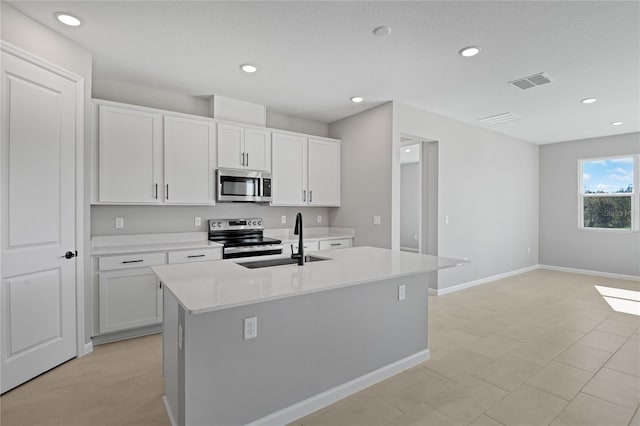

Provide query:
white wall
left=400, top=163, right=420, bottom=250
left=395, top=103, right=540, bottom=290
left=328, top=103, right=394, bottom=248
left=1, top=2, right=94, bottom=343
left=539, top=132, right=640, bottom=276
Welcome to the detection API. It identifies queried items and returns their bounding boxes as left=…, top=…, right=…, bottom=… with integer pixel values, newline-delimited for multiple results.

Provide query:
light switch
left=373, top=216, right=381, bottom=225
left=194, top=216, right=201, bottom=227
left=115, top=217, right=124, bottom=229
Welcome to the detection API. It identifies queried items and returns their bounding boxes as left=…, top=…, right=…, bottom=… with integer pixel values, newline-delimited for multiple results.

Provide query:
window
left=579, top=155, right=639, bottom=230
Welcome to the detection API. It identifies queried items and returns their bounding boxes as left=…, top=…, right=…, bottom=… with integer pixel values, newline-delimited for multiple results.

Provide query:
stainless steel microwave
left=216, top=169, right=272, bottom=203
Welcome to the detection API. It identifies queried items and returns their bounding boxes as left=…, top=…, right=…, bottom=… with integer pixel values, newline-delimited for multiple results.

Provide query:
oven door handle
left=224, top=245, right=283, bottom=254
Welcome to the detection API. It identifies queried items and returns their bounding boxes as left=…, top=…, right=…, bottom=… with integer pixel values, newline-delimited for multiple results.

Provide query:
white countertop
left=91, top=232, right=222, bottom=256
left=152, top=246, right=467, bottom=315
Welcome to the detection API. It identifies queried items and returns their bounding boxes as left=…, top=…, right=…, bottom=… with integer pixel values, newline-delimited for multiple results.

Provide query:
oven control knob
left=217, top=221, right=223, bottom=227
left=252, top=220, right=257, bottom=226
left=257, top=220, right=262, bottom=226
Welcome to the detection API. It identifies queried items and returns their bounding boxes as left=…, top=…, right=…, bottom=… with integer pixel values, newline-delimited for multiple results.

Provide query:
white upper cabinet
left=164, top=116, right=216, bottom=204
left=98, top=106, right=163, bottom=203
left=217, top=123, right=271, bottom=172
left=217, top=123, right=244, bottom=169
left=271, top=133, right=340, bottom=207
left=308, top=138, right=340, bottom=206
left=244, top=127, right=271, bottom=171
left=95, top=101, right=216, bottom=205
left=271, top=133, right=308, bottom=206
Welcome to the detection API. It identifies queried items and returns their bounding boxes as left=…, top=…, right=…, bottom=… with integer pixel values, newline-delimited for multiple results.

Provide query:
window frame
left=578, top=154, right=639, bottom=232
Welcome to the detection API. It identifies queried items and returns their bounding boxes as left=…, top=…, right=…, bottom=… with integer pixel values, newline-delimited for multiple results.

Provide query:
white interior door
left=1, top=52, right=78, bottom=393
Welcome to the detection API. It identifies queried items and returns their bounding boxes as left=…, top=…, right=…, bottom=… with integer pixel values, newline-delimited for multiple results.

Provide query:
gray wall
left=92, top=79, right=209, bottom=116
left=1, top=2, right=94, bottom=344
left=400, top=163, right=420, bottom=250
left=423, top=142, right=439, bottom=256
left=539, top=132, right=640, bottom=276
left=91, top=205, right=330, bottom=235
left=328, top=103, right=394, bottom=248
left=396, top=103, right=540, bottom=290
left=266, top=111, right=329, bottom=137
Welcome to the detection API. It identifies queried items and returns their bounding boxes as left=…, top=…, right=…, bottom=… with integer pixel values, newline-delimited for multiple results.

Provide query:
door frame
left=0, top=41, right=88, bottom=360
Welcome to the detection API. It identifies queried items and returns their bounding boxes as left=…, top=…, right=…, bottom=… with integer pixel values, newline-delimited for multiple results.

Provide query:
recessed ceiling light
left=55, top=12, right=81, bottom=27
left=373, top=26, right=392, bottom=37
left=240, top=64, right=257, bottom=73
left=404, top=149, right=412, bottom=152
left=610, top=121, right=623, bottom=126
left=350, top=96, right=364, bottom=103
left=459, top=46, right=480, bottom=57
left=581, top=98, right=597, bottom=104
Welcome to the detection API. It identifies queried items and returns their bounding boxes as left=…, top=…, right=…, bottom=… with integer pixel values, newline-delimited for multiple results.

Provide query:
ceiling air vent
left=477, top=112, right=522, bottom=125
left=510, top=72, right=551, bottom=90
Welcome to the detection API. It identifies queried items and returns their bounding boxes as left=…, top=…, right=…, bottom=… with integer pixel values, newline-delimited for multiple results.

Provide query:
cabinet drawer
left=168, top=248, right=222, bottom=264
left=98, top=252, right=166, bottom=271
left=319, top=239, right=352, bottom=250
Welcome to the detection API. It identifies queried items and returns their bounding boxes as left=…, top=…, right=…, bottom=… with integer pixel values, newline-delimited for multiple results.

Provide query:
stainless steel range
left=208, top=218, right=283, bottom=259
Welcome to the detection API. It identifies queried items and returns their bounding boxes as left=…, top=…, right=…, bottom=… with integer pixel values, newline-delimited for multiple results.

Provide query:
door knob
left=62, top=251, right=77, bottom=259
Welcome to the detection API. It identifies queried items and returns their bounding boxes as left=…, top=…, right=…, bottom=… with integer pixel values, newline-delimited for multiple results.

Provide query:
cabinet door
left=244, top=128, right=271, bottom=171
left=271, top=133, right=308, bottom=206
left=98, top=105, right=162, bottom=203
left=217, top=123, right=244, bottom=169
left=308, top=139, right=340, bottom=206
left=164, top=116, right=215, bottom=204
left=98, top=268, right=162, bottom=334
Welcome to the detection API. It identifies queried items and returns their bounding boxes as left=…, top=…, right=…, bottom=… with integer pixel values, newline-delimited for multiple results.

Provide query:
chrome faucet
left=291, top=212, right=304, bottom=265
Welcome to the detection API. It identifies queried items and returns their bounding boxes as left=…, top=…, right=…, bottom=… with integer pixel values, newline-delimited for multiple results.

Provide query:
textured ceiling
left=9, top=1, right=640, bottom=144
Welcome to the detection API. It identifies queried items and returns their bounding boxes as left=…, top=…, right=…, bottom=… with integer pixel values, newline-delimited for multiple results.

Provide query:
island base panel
left=167, top=272, right=430, bottom=426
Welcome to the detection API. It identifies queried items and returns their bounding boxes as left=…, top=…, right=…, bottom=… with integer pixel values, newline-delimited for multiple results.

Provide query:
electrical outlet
left=373, top=216, right=381, bottom=225
left=398, top=284, right=406, bottom=301
left=445, top=215, right=449, bottom=225
left=115, top=217, right=124, bottom=229
left=281, top=216, right=287, bottom=224
left=194, top=216, right=201, bottom=227
left=244, top=317, right=257, bottom=340
left=527, top=247, right=531, bottom=254
left=317, top=215, right=322, bottom=223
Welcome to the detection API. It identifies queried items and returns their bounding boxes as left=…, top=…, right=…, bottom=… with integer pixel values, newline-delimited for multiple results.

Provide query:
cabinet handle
left=159, top=282, right=163, bottom=289
left=155, top=183, right=158, bottom=199
left=187, top=254, right=205, bottom=258
left=303, top=190, right=306, bottom=202
left=122, top=259, right=143, bottom=264
left=330, top=243, right=341, bottom=247
left=241, top=152, right=245, bottom=166
left=246, top=152, right=249, bottom=167
left=166, top=184, right=169, bottom=200
left=310, top=190, right=313, bottom=203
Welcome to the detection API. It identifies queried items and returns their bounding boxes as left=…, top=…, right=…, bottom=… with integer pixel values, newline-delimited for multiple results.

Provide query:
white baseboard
left=539, top=264, right=640, bottom=282
left=82, top=341, right=93, bottom=356
left=246, top=349, right=430, bottom=426
left=435, top=264, right=541, bottom=296
left=428, top=288, right=438, bottom=296
left=400, top=247, right=419, bottom=253
left=163, top=395, right=177, bottom=426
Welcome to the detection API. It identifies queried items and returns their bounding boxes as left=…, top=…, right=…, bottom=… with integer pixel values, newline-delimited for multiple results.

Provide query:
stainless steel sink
left=238, top=255, right=329, bottom=269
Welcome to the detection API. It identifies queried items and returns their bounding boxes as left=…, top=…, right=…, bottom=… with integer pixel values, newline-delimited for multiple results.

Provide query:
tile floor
left=1, top=269, right=639, bottom=426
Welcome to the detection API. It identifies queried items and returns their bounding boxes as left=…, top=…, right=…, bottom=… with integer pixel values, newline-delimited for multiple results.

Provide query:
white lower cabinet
left=98, top=267, right=163, bottom=334
left=95, top=247, right=222, bottom=338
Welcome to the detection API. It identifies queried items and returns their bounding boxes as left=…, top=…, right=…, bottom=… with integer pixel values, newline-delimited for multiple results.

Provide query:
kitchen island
left=152, top=246, right=466, bottom=426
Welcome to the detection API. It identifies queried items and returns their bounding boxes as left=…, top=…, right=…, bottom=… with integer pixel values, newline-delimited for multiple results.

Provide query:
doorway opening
left=399, top=135, right=438, bottom=256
